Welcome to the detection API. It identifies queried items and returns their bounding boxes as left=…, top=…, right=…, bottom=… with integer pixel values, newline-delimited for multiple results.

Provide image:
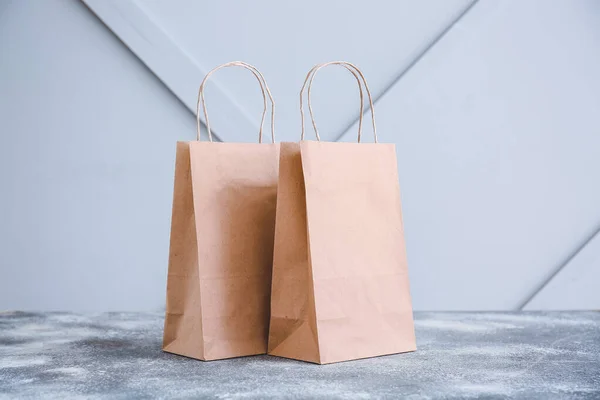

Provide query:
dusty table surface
left=0, top=311, right=599, bottom=399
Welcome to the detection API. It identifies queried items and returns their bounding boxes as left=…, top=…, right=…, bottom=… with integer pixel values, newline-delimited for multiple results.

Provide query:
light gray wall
left=0, top=0, right=195, bottom=311
left=338, top=0, right=600, bottom=310
left=1, top=0, right=599, bottom=311
left=133, top=0, right=473, bottom=143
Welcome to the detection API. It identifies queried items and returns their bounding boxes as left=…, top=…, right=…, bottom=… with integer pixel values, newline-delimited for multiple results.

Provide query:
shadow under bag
left=163, top=62, right=279, bottom=361
left=268, top=61, right=417, bottom=364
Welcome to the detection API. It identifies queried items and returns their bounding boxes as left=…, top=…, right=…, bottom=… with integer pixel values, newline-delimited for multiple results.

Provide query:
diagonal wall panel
left=339, top=0, right=600, bottom=310
left=83, top=0, right=473, bottom=142
left=80, top=0, right=600, bottom=310
left=82, top=0, right=239, bottom=141
left=522, top=227, right=600, bottom=310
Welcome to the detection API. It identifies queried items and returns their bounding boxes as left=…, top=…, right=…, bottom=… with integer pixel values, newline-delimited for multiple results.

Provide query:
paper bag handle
left=197, top=61, right=275, bottom=143
left=300, top=63, right=364, bottom=141
left=300, top=61, right=377, bottom=143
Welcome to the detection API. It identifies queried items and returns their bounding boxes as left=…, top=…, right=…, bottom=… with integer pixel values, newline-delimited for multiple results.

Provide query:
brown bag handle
left=197, top=61, right=275, bottom=143
left=300, top=63, right=363, bottom=141
left=300, top=61, right=377, bottom=143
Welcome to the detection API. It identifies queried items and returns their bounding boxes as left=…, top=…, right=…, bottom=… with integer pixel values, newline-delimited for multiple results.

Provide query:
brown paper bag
left=268, top=61, right=416, bottom=364
left=163, top=62, right=280, bottom=361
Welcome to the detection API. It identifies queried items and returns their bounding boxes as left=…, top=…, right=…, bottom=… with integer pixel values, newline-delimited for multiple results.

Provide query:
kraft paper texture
left=163, top=141, right=279, bottom=361
left=268, top=141, right=416, bottom=364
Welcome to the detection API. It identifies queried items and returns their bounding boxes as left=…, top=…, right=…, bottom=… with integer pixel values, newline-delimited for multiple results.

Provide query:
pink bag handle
left=197, top=61, right=275, bottom=143
left=300, top=61, right=377, bottom=143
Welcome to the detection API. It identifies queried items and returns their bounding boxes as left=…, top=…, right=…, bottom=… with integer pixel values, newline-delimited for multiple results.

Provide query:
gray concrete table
left=1, top=311, right=599, bottom=399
